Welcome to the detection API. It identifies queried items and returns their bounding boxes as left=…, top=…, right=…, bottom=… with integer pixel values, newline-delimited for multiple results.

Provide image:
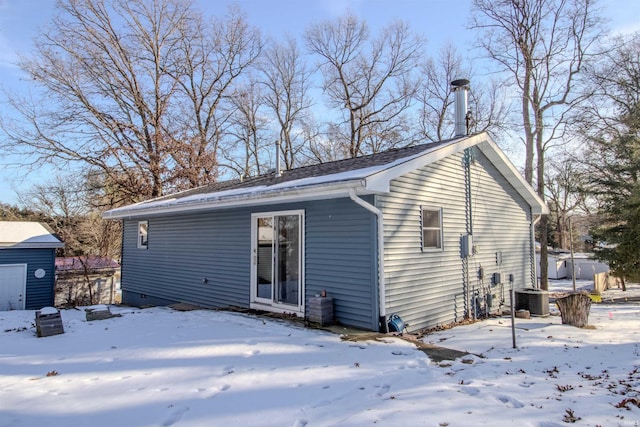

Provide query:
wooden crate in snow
left=35, top=309, right=64, bottom=337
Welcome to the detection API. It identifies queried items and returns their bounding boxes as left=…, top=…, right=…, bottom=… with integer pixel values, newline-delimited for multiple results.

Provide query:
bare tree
left=471, top=0, right=604, bottom=290
left=576, top=32, right=640, bottom=140
left=305, top=12, right=424, bottom=157
left=0, top=0, right=261, bottom=204
left=167, top=4, right=262, bottom=188
left=0, top=203, right=46, bottom=222
left=259, top=35, right=314, bottom=170
left=572, top=33, right=640, bottom=285
left=18, top=173, right=121, bottom=260
left=417, top=44, right=467, bottom=142
left=416, top=44, right=508, bottom=142
left=223, top=78, right=270, bottom=178
left=18, top=175, right=87, bottom=252
left=545, top=158, right=587, bottom=250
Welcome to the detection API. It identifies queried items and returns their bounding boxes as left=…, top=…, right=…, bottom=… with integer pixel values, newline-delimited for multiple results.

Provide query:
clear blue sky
left=0, top=0, right=638, bottom=205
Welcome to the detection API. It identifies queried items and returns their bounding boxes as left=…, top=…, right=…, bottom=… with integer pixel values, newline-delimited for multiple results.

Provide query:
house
left=105, top=131, right=547, bottom=332
left=104, top=79, right=546, bottom=332
left=536, top=251, right=609, bottom=280
left=0, top=221, right=64, bottom=310
left=571, top=254, right=609, bottom=280
left=55, top=256, right=121, bottom=306
left=537, top=251, right=571, bottom=279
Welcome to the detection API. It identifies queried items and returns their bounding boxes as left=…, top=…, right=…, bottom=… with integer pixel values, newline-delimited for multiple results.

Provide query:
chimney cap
left=451, top=78, right=470, bottom=87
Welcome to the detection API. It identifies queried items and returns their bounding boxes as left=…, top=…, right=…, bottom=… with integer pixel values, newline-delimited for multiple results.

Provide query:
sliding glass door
left=251, top=210, right=303, bottom=313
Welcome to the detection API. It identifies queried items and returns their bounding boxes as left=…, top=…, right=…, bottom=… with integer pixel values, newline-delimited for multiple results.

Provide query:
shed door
left=0, top=264, right=27, bottom=310
left=250, top=210, right=304, bottom=315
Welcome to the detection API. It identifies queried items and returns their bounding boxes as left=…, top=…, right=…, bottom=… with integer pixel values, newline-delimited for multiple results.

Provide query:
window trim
left=137, top=220, right=148, bottom=249
left=421, top=206, right=443, bottom=251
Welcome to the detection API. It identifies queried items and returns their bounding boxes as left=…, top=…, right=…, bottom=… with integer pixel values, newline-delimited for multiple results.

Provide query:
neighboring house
left=0, top=221, right=64, bottom=310
left=55, top=256, right=121, bottom=306
left=105, top=130, right=547, bottom=332
left=571, top=254, right=609, bottom=280
left=538, top=251, right=571, bottom=280
left=536, top=251, right=609, bottom=280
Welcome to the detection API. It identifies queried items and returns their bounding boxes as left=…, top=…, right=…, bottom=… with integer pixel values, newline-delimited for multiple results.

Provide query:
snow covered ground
left=1, top=281, right=639, bottom=427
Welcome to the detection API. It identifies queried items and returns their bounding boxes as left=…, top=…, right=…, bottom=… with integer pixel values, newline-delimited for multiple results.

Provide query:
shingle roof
left=152, top=138, right=454, bottom=202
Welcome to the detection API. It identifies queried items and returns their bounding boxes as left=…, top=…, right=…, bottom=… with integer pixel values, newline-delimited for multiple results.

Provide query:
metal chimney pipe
left=451, top=78, right=470, bottom=137
left=275, top=140, right=281, bottom=177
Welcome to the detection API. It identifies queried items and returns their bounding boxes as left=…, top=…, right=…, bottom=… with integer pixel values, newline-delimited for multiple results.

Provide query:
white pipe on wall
left=349, top=188, right=387, bottom=332
left=531, top=213, right=542, bottom=288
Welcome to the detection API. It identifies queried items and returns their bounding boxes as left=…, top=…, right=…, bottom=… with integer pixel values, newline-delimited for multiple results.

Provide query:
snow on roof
left=0, top=221, right=64, bottom=249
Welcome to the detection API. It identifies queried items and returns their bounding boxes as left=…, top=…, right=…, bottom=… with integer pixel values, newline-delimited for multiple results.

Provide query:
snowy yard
left=1, top=282, right=639, bottom=427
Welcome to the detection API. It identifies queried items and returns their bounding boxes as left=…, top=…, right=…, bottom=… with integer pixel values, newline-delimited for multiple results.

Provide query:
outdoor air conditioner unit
left=515, top=288, right=550, bottom=316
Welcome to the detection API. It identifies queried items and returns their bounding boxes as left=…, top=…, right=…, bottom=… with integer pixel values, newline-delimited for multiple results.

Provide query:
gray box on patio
left=308, top=296, right=333, bottom=325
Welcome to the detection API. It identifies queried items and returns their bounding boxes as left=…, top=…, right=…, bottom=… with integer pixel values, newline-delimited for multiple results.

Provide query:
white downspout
left=531, top=213, right=542, bottom=289
left=349, top=188, right=387, bottom=332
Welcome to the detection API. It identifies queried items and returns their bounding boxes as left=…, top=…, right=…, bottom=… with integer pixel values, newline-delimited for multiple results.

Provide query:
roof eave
left=475, top=138, right=549, bottom=216
left=364, top=134, right=471, bottom=191
left=103, top=179, right=369, bottom=219
left=0, top=242, right=65, bottom=249
left=364, top=132, right=548, bottom=216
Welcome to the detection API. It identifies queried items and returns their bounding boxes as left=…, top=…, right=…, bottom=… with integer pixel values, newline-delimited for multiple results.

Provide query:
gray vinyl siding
left=379, top=147, right=533, bottom=332
left=304, top=197, right=378, bottom=330
left=122, top=210, right=251, bottom=309
left=469, top=151, right=533, bottom=293
left=121, top=198, right=378, bottom=330
left=0, top=248, right=56, bottom=309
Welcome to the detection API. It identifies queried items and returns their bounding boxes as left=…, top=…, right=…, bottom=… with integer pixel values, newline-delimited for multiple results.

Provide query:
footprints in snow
left=205, top=383, right=231, bottom=399
left=375, top=383, right=391, bottom=397
left=311, top=383, right=391, bottom=408
left=198, top=365, right=235, bottom=399
left=459, top=386, right=481, bottom=396
left=496, top=394, right=525, bottom=408
left=162, top=405, right=189, bottom=427
left=457, top=382, right=525, bottom=408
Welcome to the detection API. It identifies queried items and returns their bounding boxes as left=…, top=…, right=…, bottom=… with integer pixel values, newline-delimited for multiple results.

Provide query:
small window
left=421, top=208, right=442, bottom=250
left=138, top=221, right=148, bottom=249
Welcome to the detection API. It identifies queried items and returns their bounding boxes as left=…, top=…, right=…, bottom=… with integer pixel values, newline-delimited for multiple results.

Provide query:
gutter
left=104, top=179, right=367, bottom=219
left=349, top=188, right=388, bottom=333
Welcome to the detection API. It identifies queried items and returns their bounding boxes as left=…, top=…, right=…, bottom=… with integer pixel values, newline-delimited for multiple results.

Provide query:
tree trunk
left=556, top=293, right=591, bottom=327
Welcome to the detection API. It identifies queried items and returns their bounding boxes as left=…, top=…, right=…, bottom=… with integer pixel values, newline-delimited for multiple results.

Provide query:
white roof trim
left=104, top=132, right=547, bottom=219
left=474, top=138, right=548, bottom=215
left=364, top=135, right=468, bottom=191
left=364, top=133, right=547, bottom=215
left=104, top=180, right=369, bottom=219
